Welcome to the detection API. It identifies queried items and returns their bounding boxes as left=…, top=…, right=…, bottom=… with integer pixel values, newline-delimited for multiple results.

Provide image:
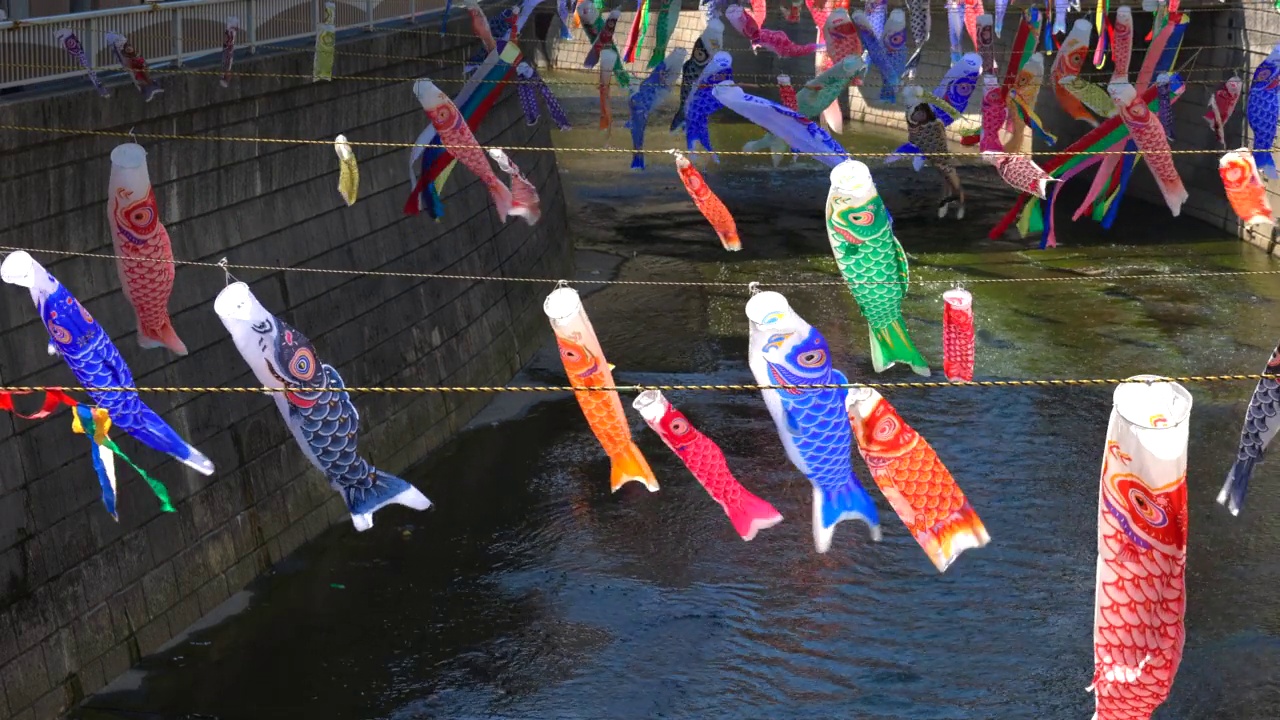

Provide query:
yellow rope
left=2, top=375, right=1268, bottom=395
left=0, top=122, right=1251, bottom=158
left=5, top=245, right=1279, bottom=288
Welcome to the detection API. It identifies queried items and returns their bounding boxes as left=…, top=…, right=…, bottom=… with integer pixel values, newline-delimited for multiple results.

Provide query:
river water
left=77, top=90, right=1280, bottom=719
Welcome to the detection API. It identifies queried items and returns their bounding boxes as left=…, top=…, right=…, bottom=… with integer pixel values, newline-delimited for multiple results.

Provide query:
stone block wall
left=0, top=12, right=569, bottom=720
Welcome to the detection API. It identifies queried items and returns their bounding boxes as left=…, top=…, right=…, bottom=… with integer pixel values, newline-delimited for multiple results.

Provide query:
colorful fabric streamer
left=215, top=283, right=432, bottom=531
left=313, top=2, right=336, bottom=82
left=107, top=143, right=187, bottom=355
left=846, top=387, right=990, bottom=571
left=1248, top=44, right=1280, bottom=180
left=825, top=160, right=930, bottom=375
left=334, top=134, right=358, bottom=206
left=622, top=0, right=652, bottom=63
left=0, top=252, right=214, bottom=477
left=543, top=286, right=658, bottom=492
left=221, top=16, right=240, bottom=88
left=72, top=404, right=176, bottom=516
left=1006, top=52, right=1053, bottom=151
left=942, top=289, right=975, bottom=382
left=54, top=28, right=108, bottom=97
left=1203, top=77, right=1243, bottom=148
left=105, top=32, right=162, bottom=101
left=1218, top=339, right=1280, bottom=516
left=585, top=7, right=621, bottom=69
left=627, top=48, right=686, bottom=169
left=713, top=82, right=847, bottom=167
left=745, top=290, right=881, bottom=552
left=963, top=0, right=983, bottom=49
left=633, top=390, right=783, bottom=540
left=1219, top=151, right=1274, bottom=229
left=1091, top=377, right=1190, bottom=720
left=672, top=150, right=741, bottom=251
left=1108, top=81, right=1187, bottom=216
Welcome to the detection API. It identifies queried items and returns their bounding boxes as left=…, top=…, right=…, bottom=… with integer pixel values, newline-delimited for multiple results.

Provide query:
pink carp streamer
left=633, top=391, right=783, bottom=541
left=107, top=144, right=187, bottom=355
left=963, top=0, right=984, bottom=49
left=727, top=6, right=820, bottom=57
left=1109, top=82, right=1188, bottom=216
left=487, top=149, right=541, bottom=225
left=1204, top=77, right=1243, bottom=148
left=1110, top=5, right=1133, bottom=84
left=106, top=32, right=162, bottom=101
left=981, top=75, right=1057, bottom=199
left=942, top=288, right=975, bottom=382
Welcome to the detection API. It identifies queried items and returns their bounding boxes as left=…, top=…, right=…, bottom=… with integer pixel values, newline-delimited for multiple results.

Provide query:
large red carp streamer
left=13, top=2, right=1280, bottom=715
left=1091, top=378, right=1190, bottom=720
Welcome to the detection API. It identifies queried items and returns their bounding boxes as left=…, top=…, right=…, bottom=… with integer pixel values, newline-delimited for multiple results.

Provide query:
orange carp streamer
left=671, top=151, right=741, bottom=251
left=1219, top=150, right=1274, bottom=228
left=544, top=286, right=658, bottom=493
left=107, top=143, right=188, bottom=355
left=846, top=387, right=990, bottom=572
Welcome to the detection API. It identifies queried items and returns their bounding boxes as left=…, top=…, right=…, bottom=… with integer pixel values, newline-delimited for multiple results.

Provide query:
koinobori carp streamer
left=1091, top=377, right=1190, bottom=720
left=633, top=390, right=783, bottom=541
left=746, top=290, right=881, bottom=552
left=845, top=387, right=990, bottom=571
left=107, top=143, right=188, bottom=356
left=1, top=252, right=214, bottom=478
left=215, top=283, right=432, bottom=531
left=545, top=286, right=658, bottom=493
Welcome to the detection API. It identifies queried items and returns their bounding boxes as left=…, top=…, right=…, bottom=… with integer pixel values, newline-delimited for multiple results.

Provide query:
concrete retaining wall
left=0, top=13, right=569, bottom=720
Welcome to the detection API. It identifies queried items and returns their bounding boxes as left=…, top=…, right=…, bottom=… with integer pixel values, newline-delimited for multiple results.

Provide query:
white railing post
left=409, top=0, right=416, bottom=24
left=365, top=0, right=373, bottom=31
left=247, top=0, right=258, bottom=54
left=86, top=16, right=99, bottom=71
left=172, top=7, right=184, bottom=66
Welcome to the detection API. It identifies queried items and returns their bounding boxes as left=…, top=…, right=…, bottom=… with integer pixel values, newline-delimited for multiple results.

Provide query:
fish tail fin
left=725, top=490, right=783, bottom=541
left=927, top=502, right=992, bottom=572
left=867, top=319, right=930, bottom=376
left=609, top=442, right=659, bottom=493
left=631, top=153, right=645, bottom=169
left=1217, top=457, right=1257, bottom=516
left=1255, top=151, right=1279, bottom=181
left=345, top=468, right=432, bottom=532
left=129, top=408, right=214, bottom=476
left=812, top=482, right=881, bottom=554
left=485, top=178, right=514, bottom=223
left=138, top=318, right=189, bottom=356
left=719, top=231, right=742, bottom=252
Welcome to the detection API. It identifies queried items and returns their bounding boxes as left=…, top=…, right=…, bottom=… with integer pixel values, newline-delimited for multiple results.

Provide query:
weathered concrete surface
left=0, top=14, right=569, bottom=720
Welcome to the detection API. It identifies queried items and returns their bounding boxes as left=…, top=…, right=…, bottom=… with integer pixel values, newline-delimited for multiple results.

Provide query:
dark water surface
left=78, top=96, right=1280, bottom=719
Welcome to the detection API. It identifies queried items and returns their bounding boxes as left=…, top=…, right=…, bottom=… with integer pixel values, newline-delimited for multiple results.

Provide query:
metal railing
left=0, top=0, right=448, bottom=90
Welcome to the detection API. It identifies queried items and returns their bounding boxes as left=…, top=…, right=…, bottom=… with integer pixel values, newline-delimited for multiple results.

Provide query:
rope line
left=6, top=244, right=1280, bottom=288
left=9, top=58, right=1259, bottom=90
left=0, top=375, right=1268, bottom=396
left=0, top=122, right=1260, bottom=158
